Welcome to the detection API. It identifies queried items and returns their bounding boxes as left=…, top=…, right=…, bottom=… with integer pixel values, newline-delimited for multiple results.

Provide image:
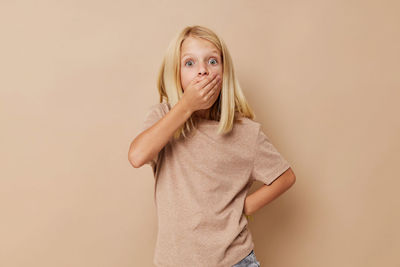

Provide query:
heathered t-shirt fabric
left=140, top=101, right=291, bottom=267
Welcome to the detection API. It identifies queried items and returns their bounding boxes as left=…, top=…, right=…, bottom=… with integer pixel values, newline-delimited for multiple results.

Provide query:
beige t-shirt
left=140, top=101, right=291, bottom=267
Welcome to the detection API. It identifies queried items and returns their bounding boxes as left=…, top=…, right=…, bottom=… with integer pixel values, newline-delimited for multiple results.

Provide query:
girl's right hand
left=181, top=73, right=222, bottom=113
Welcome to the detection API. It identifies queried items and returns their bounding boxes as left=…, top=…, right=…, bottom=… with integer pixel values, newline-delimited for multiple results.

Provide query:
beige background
left=1, top=0, right=399, bottom=266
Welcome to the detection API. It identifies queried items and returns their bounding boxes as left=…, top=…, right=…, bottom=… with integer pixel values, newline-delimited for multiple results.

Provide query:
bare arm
left=129, top=73, right=221, bottom=168
left=243, top=167, right=296, bottom=216
left=128, top=99, right=193, bottom=168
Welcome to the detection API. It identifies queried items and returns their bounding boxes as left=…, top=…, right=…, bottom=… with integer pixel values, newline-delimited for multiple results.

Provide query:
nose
left=198, top=62, right=209, bottom=77
left=198, top=71, right=208, bottom=77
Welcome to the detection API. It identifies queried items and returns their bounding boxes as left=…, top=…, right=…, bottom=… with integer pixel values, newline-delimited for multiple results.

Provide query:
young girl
left=128, top=25, right=296, bottom=267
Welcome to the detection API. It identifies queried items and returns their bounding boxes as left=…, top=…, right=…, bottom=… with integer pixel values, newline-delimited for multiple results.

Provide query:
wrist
left=178, top=97, right=194, bottom=117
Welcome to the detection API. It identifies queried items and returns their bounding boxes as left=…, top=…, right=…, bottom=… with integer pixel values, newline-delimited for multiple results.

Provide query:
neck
left=194, top=109, right=209, bottom=119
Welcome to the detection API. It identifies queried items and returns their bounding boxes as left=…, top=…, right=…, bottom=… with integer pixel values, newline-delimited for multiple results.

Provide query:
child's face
left=180, top=36, right=223, bottom=92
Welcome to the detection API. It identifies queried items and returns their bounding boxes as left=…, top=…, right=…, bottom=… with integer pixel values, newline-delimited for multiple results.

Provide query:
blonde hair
left=156, top=25, right=255, bottom=140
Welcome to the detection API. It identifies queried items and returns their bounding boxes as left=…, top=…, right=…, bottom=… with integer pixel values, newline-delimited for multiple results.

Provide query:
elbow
left=128, top=153, right=141, bottom=168
left=290, top=173, right=296, bottom=185
left=286, top=167, right=296, bottom=186
left=290, top=172, right=296, bottom=186
left=128, top=148, right=145, bottom=168
left=128, top=154, right=145, bottom=168
left=128, top=139, right=145, bottom=168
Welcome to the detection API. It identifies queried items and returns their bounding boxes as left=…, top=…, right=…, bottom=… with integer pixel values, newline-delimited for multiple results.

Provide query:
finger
left=206, top=84, right=221, bottom=107
left=198, top=73, right=218, bottom=88
left=191, top=76, right=203, bottom=85
left=202, top=74, right=220, bottom=96
left=203, top=78, right=221, bottom=103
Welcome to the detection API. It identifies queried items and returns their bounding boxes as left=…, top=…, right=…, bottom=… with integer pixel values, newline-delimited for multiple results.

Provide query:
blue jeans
left=232, top=250, right=260, bottom=267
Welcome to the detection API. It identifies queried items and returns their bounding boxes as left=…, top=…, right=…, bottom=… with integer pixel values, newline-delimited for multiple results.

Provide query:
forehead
left=181, top=37, right=220, bottom=57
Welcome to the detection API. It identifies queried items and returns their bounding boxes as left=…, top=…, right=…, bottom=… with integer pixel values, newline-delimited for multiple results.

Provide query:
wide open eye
left=184, top=60, right=194, bottom=67
left=209, top=58, right=218, bottom=65
left=184, top=57, right=218, bottom=67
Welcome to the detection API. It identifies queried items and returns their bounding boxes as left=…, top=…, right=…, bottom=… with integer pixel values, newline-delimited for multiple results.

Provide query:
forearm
left=129, top=99, right=193, bottom=168
left=243, top=171, right=295, bottom=216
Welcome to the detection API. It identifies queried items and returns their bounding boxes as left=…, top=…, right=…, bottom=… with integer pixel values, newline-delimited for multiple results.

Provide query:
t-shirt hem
left=153, top=243, right=255, bottom=267
left=226, top=243, right=255, bottom=267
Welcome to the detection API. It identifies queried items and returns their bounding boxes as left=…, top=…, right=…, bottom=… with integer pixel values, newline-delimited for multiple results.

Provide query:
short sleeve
left=141, top=103, right=165, bottom=132
left=140, top=102, right=167, bottom=171
left=250, top=127, right=291, bottom=185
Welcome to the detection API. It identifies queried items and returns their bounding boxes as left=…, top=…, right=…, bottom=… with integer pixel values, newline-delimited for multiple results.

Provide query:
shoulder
left=146, top=101, right=171, bottom=116
left=232, top=114, right=262, bottom=145
left=234, top=113, right=262, bottom=132
left=141, top=101, right=172, bottom=131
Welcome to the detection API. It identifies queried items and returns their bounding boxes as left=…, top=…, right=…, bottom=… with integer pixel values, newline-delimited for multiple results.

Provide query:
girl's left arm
left=244, top=167, right=296, bottom=216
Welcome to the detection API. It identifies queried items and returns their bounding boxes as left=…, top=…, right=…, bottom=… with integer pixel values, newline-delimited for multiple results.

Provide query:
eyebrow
left=182, top=50, right=220, bottom=58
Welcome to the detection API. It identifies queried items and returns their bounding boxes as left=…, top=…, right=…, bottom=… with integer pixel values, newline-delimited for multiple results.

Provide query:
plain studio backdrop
left=1, top=1, right=399, bottom=266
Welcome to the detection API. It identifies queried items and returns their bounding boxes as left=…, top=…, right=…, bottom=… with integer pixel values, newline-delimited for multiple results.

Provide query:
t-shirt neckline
left=197, top=117, right=220, bottom=124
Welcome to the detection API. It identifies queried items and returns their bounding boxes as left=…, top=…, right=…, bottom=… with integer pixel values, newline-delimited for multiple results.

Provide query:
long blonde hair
left=156, top=25, right=255, bottom=140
